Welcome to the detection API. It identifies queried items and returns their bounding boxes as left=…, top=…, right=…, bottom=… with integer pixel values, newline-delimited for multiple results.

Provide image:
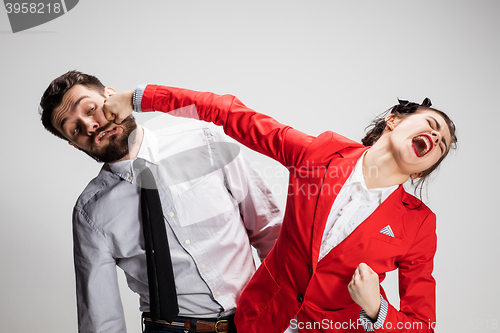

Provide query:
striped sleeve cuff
left=359, top=295, right=388, bottom=331
left=133, top=84, right=148, bottom=112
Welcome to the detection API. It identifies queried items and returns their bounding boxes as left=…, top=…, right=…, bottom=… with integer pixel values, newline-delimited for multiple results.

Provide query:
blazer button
left=297, top=293, right=304, bottom=302
left=309, top=266, right=313, bottom=275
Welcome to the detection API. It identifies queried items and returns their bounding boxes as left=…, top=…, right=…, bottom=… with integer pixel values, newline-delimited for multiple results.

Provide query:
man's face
left=51, top=84, right=137, bottom=163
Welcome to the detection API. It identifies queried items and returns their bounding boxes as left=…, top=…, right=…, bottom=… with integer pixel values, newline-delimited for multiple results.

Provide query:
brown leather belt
left=143, top=314, right=236, bottom=332
left=184, top=318, right=236, bottom=332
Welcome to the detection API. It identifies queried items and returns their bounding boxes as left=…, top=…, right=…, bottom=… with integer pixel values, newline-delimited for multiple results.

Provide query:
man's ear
left=68, top=141, right=82, bottom=151
left=104, top=86, right=117, bottom=98
left=410, top=172, right=422, bottom=180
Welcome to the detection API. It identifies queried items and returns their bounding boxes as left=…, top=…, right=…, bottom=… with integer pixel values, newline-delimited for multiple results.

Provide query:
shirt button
left=168, top=212, right=175, bottom=218
left=128, top=175, right=133, bottom=181
left=297, top=293, right=304, bottom=302
left=185, top=239, right=190, bottom=245
left=201, top=264, right=206, bottom=269
left=216, top=291, right=221, bottom=296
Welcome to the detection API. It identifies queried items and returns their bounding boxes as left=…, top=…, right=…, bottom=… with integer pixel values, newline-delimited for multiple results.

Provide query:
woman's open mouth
left=412, top=134, right=433, bottom=158
left=95, top=126, right=120, bottom=144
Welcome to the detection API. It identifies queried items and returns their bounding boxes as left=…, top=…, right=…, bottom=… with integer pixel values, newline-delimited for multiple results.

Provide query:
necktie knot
left=133, top=158, right=158, bottom=190
left=133, top=157, right=146, bottom=169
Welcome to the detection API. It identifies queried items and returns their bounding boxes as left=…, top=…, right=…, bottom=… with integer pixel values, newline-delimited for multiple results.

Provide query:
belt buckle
left=215, top=319, right=228, bottom=333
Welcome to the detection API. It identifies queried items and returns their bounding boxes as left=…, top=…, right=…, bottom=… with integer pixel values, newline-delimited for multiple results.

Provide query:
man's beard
left=85, top=115, right=138, bottom=163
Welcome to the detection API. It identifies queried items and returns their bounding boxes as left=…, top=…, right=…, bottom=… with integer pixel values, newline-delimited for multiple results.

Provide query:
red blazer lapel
left=310, top=147, right=368, bottom=266
left=317, top=185, right=407, bottom=268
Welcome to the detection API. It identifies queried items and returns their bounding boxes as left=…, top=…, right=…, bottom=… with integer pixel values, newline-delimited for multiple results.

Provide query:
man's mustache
left=94, top=121, right=116, bottom=137
left=90, top=115, right=135, bottom=144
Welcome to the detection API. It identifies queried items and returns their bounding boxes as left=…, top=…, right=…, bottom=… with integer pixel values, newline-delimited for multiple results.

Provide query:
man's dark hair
left=39, top=70, right=105, bottom=141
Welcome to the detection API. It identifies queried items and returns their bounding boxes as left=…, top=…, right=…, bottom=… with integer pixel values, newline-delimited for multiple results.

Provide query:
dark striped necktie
left=134, top=159, right=179, bottom=323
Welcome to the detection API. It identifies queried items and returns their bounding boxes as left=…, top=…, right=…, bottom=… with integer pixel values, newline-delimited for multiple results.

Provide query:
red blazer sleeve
left=141, top=84, right=319, bottom=168
left=377, top=212, right=437, bottom=332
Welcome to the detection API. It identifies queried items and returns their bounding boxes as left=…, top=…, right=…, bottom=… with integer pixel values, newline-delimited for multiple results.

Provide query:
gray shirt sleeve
left=73, top=207, right=126, bottom=333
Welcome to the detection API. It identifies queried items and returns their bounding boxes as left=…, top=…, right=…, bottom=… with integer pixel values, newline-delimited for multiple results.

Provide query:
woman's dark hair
left=39, top=70, right=105, bottom=141
left=362, top=98, right=458, bottom=197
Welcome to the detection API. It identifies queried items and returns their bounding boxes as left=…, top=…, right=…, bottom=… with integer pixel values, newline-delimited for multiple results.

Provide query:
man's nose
left=82, top=116, right=99, bottom=135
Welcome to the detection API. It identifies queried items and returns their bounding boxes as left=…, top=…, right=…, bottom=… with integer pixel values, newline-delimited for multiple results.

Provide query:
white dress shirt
left=319, top=151, right=398, bottom=261
left=73, top=122, right=282, bottom=333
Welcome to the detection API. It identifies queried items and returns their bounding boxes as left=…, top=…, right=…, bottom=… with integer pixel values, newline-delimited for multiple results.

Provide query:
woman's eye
left=73, top=125, right=79, bottom=135
left=87, top=106, right=95, bottom=115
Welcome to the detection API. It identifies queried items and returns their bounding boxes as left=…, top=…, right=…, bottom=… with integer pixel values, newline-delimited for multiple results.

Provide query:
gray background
left=1, top=1, right=499, bottom=332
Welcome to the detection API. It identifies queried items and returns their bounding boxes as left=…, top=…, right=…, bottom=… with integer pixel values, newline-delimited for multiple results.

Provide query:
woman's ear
left=410, top=172, right=422, bottom=180
left=385, top=114, right=397, bottom=131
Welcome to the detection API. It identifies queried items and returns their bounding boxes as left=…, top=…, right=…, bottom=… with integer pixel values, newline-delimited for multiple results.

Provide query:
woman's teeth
left=412, top=135, right=431, bottom=157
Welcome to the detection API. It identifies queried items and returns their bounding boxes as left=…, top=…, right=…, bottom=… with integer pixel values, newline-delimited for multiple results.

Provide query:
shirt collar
left=107, top=159, right=135, bottom=183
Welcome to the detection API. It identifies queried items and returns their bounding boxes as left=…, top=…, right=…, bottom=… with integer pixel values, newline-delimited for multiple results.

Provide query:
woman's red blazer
left=141, top=85, right=437, bottom=332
